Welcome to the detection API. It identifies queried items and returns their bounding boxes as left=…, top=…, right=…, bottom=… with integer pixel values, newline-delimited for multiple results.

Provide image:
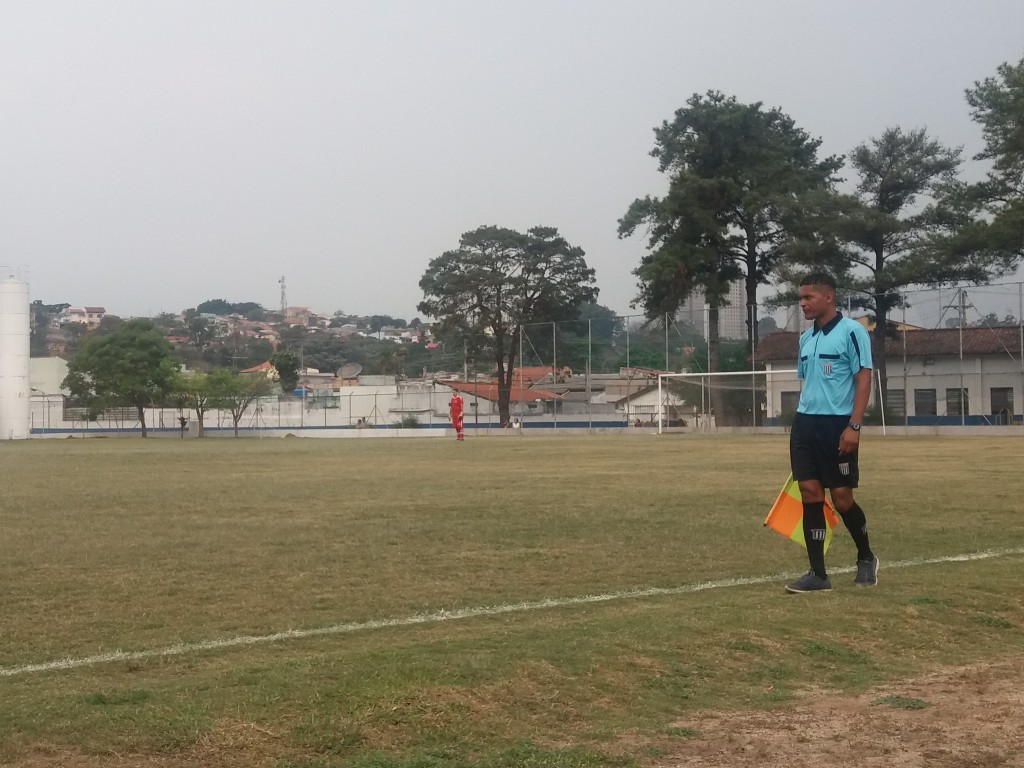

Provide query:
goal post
left=655, top=369, right=798, bottom=434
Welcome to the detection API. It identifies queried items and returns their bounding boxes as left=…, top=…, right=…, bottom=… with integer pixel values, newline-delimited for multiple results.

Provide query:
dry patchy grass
left=2, top=434, right=1023, bottom=767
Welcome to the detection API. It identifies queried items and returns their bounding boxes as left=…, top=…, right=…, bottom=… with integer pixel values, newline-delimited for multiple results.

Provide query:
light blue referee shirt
left=796, top=313, right=873, bottom=416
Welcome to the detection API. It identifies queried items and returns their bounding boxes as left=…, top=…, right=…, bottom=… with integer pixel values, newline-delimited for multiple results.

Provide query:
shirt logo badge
left=822, top=361, right=832, bottom=375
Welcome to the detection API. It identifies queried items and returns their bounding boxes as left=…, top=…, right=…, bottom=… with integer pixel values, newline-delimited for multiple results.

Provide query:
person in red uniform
left=449, top=391, right=465, bottom=441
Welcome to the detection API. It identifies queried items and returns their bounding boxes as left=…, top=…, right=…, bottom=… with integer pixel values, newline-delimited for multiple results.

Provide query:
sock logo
left=810, top=529, right=827, bottom=541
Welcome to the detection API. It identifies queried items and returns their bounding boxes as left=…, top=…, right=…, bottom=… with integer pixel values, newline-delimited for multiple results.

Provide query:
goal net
left=654, top=369, right=798, bottom=433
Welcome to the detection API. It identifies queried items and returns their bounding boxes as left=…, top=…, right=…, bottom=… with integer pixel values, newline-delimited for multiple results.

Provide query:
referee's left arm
left=840, top=367, right=872, bottom=453
left=851, top=367, right=871, bottom=424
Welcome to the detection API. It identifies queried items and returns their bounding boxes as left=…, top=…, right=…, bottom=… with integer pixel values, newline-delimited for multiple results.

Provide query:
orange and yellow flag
left=763, top=475, right=841, bottom=552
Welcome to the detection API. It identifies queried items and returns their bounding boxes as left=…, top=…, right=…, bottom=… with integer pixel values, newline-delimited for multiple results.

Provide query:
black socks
left=838, top=503, right=873, bottom=562
left=802, top=501, right=828, bottom=579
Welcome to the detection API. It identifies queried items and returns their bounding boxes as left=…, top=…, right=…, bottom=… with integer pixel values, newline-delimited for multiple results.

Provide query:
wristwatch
left=848, top=422, right=861, bottom=431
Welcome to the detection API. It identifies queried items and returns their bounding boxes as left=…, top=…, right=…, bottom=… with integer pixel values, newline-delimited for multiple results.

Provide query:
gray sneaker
left=785, top=570, right=833, bottom=594
left=855, top=556, right=879, bottom=587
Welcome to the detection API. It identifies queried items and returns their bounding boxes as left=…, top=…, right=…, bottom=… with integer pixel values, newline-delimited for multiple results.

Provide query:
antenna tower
left=279, top=276, right=287, bottom=314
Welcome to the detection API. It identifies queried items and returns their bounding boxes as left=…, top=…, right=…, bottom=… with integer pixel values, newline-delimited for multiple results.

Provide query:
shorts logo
left=822, top=361, right=832, bottom=374
left=810, top=529, right=827, bottom=541
left=839, top=462, right=850, bottom=476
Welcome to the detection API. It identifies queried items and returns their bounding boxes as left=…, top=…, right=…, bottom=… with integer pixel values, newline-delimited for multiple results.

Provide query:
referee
left=786, top=272, right=879, bottom=594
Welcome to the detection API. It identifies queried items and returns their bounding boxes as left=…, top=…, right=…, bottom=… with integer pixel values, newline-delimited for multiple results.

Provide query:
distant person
left=449, top=391, right=465, bottom=441
left=785, top=272, right=878, bottom=594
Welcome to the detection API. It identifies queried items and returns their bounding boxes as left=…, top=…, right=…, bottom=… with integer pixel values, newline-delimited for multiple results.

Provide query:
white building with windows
left=755, top=327, right=1024, bottom=425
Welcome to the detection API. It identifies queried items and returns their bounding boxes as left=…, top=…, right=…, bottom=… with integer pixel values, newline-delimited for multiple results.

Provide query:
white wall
left=0, top=279, right=31, bottom=439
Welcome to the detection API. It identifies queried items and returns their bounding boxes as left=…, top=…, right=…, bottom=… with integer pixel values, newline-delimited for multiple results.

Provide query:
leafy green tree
left=300, top=336, right=350, bottom=375
left=96, top=314, right=124, bottom=335
left=195, top=299, right=266, bottom=319
left=800, top=127, right=976, bottom=404
left=949, top=56, right=1024, bottom=265
left=276, top=324, right=307, bottom=344
left=173, top=370, right=214, bottom=436
left=194, top=299, right=233, bottom=315
left=200, top=332, right=273, bottom=371
left=61, top=322, right=88, bottom=358
left=419, top=225, right=598, bottom=425
left=29, top=300, right=68, bottom=357
left=329, top=311, right=358, bottom=327
left=970, top=311, right=1018, bottom=327
left=619, top=92, right=840, bottom=421
left=368, top=315, right=408, bottom=333
left=153, top=312, right=187, bottom=335
left=374, top=344, right=408, bottom=379
left=62, top=319, right=179, bottom=437
left=525, top=302, right=625, bottom=374
left=207, top=370, right=274, bottom=437
left=295, top=333, right=452, bottom=379
left=271, top=351, right=300, bottom=393
left=182, top=310, right=215, bottom=350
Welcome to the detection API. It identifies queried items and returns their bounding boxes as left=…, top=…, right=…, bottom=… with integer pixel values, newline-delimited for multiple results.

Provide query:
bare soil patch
left=658, top=656, right=1024, bottom=767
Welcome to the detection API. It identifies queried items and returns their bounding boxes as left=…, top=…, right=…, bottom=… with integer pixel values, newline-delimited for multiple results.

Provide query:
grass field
left=2, top=434, right=1023, bottom=767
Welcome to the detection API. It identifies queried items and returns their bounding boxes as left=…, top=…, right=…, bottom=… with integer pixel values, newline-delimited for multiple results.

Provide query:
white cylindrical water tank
left=0, top=278, right=31, bottom=439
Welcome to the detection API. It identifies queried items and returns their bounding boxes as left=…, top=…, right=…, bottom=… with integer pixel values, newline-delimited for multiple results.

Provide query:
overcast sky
left=2, top=1, right=1023, bottom=321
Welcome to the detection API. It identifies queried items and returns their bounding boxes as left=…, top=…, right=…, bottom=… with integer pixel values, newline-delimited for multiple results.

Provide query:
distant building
left=58, top=306, right=106, bottom=329
left=284, top=306, right=312, bottom=326
left=679, top=282, right=748, bottom=341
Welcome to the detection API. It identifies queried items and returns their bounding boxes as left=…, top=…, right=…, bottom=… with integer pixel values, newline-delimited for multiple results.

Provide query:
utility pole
left=552, top=321, right=557, bottom=429
left=943, top=288, right=968, bottom=425
left=587, top=318, right=592, bottom=431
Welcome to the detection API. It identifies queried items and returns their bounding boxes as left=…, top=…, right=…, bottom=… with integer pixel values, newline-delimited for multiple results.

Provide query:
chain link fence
left=28, top=282, right=1024, bottom=435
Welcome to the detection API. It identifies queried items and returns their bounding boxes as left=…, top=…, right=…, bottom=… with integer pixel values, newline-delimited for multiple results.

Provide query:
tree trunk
left=744, top=226, right=760, bottom=347
left=496, top=349, right=515, bottom=427
left=136, top=404, right=148, bottom=437
left=743, top=226, right=761, bottom=425
left=707, top=306, right=727, bottom=425
left=232, top=414, right=240, bottom=437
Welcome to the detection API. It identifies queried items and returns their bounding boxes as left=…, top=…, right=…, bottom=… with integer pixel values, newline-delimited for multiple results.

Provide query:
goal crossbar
left=655, top=369, right=797, bottom=433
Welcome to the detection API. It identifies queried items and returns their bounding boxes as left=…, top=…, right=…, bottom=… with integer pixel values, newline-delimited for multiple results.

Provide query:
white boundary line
left=4, top=547, right=1022, bottom=679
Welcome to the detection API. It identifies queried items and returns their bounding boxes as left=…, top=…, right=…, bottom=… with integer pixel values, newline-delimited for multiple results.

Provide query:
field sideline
left=2, top=435, right=1023, bottom=767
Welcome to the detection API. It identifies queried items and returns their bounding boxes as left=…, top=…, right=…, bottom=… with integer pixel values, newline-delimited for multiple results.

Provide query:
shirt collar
left=813, top=311, right=843, bottom=336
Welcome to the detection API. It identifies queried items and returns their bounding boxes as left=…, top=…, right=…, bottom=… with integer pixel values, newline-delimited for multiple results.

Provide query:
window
left=914, top=389, right=937, bottom=417
left=780, top=390, right=800, bottom=416
left=945, top=388, right=969, bottom=416
left=991, top=387, right=1014, bottom=417
left=885, top=389, right=906, bottom=419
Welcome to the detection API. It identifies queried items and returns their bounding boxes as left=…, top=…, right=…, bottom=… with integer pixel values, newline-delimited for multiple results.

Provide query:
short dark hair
left=799, top=272, right=836, bottom=290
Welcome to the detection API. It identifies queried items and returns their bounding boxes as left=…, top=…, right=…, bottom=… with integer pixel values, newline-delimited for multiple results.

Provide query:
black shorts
left=790, top=412, right=859, bottom=489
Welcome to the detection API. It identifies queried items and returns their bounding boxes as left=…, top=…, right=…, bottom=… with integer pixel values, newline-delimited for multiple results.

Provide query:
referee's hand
left=839, top=427, right=860, bottom=455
